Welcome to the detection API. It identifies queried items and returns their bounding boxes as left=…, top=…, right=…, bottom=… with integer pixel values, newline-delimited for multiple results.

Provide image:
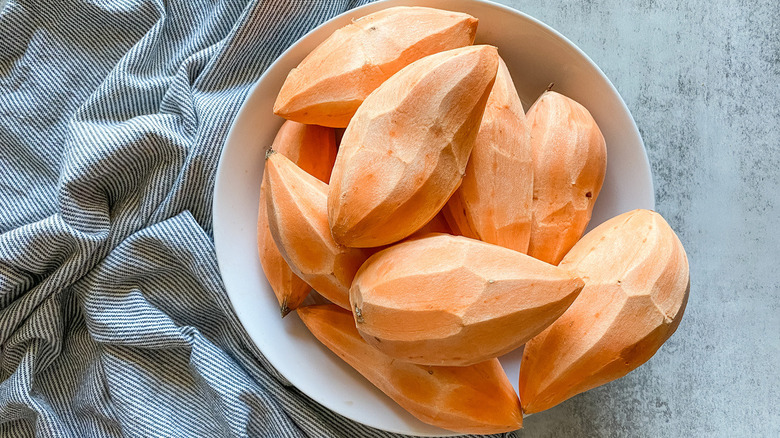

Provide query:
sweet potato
left=298, top=304, right=523, bottom=434
left=264, top=152, right=369, bottom=309
left=350, top=233, right=584, bottom=366
left=526, top=91, right=607, bottom=264
left=367, top=212, right=452, bottom=257
left=518, top=209, right=690, bottom=413
left=328, top=45, right=499, bottom=247
left=273, top=6, right=478, bottom=128
left=443, top=57, right=533, bottom=252
left=407, top=211, right=452, bottom=238
left=258, top=121, right=337, bottom=316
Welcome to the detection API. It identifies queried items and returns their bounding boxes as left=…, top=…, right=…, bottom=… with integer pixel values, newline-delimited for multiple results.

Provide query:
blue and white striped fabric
left=0, top=1, right=502, bottom=436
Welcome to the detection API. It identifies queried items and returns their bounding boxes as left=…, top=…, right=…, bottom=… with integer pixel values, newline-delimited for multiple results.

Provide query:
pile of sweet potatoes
left=258, top=6, right=690, bottom=434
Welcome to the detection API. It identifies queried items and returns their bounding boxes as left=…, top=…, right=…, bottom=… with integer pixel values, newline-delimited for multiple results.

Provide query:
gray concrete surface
left=491, top=0, right=779, bottom=437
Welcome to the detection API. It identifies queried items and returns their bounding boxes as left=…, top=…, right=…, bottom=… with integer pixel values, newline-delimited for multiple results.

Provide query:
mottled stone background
left=490, top=0, right=779, bottom=437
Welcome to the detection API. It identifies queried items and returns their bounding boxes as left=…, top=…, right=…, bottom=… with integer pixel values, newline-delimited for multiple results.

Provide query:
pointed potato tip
left=272, top=97, right=287, bottom=118
left=521, top=403, right=542, bottom=415
left=273, top=69, right=297, bottom=116
left=470, top=44, right=499, bottom=53
left=279, top=296, right=292, bottom=318
left=464, top=15, right=479, bottom=40
left=471, top=45, right=500, bottom=67
left=520, top=395, right=540, bottom=415
left=280, top=302, right=291, bottom=318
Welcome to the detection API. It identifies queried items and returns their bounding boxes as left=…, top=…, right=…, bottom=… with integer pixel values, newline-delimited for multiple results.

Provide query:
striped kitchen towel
left=0, top=0, right=503, bottom=437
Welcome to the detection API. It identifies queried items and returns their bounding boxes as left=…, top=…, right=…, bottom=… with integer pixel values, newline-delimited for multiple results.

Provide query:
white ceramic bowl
left=214, top=0, right=654, bottom=435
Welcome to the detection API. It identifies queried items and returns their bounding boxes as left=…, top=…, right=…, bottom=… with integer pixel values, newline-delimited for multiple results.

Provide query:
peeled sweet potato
left=298, top=304, right=523, bottom=434
left=526, top=91, right=607, bottom=265
left=518, top=209, right=690, bottom=414
left=258, top=121, right=337, bottom=316
left=443, top=57, right=533, bottom=253
left=407, top=211, right=452, bottom=238
left=367, top=212, right=452, bottom=256
left=328, top=45, right=499, bottom=247
left=264, top=152, right=369, bottom=310
left=273, top=6, right=478, bottom=128
left=350, top=233, right=584, bottom=366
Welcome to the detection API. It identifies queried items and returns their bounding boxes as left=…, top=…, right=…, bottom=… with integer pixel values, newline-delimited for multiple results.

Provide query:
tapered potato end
left=519, top=209, right=689, bottom=413
left=257, top=122, right=337, bottom=315
left=258, top=180, right=312, bottom=315
left=264, top=153, right=368, bottom=310
left=298, top=304, right=522, bottom=434
left=273, top=88, right=358, bottom=128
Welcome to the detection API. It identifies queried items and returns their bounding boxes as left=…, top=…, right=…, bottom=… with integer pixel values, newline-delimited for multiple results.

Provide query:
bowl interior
left=213, top=0, right=653, bottom=435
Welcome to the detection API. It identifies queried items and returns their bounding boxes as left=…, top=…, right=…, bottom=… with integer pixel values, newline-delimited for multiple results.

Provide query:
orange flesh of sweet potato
left=526, top=91, right=607, bottom=265
left=518, top=209, right=690, bottom=413
left=298, top=304, right=523, bottom=434
left=264, top=153, right=369, bottom=309
left=328, top=45, right=499, bottom=248
left=350, top=233, right=584, bottom=366
left=258, top=121, right=337, bottom=316
left=443, top=57, right=533, bottom=253
left=366, top=212, right=453, bottom=257
left=273, top=6, right=478, bottom=128
left=410, top=211, right=451, bottom=236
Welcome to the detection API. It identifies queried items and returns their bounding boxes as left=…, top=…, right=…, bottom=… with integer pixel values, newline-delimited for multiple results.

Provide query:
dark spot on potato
left=354, top=305, right=364, bottom=323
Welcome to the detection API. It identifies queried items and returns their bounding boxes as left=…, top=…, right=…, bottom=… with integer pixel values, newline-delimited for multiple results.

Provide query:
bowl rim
left=213, top=0, right=654, bottom=435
